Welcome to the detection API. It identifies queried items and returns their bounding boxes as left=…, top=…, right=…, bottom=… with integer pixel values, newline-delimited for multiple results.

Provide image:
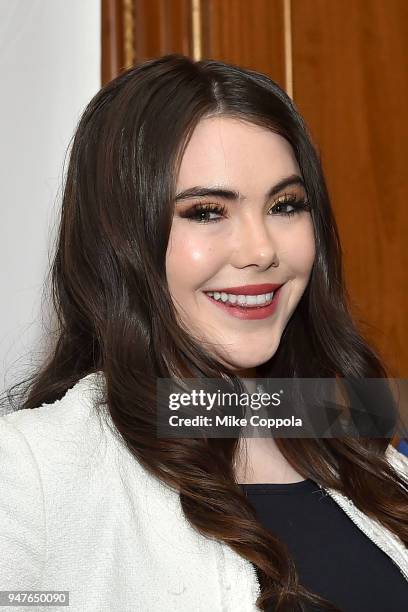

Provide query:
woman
left=1, top=54, right=407, bottom=612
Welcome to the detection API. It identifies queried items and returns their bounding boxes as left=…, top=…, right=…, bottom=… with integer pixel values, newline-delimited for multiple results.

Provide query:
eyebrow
left=175, top=174, right=305, bottom=203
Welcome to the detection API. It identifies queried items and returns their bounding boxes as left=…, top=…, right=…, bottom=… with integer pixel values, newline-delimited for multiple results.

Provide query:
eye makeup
left=178, top=192, right=311, bottom=224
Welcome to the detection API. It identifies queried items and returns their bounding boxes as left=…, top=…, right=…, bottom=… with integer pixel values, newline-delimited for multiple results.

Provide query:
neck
left=234, top=367, right=257, bottom=378
left=236, top=367, right=257, bottom=393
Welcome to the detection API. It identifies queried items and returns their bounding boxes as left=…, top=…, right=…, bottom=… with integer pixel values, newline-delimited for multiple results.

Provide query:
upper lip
left=204, top=283, right=284, bottom=295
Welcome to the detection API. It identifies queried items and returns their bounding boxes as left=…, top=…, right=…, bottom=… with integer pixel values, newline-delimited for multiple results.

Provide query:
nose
left=230, top=213, right=279, bottom=270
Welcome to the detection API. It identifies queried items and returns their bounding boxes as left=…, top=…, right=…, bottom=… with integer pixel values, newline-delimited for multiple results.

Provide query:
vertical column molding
left=123, top=0, right=135, bottom=68
left=283, top=0, right=293, bottom=99
left=191, top=0, right=202, bottom=60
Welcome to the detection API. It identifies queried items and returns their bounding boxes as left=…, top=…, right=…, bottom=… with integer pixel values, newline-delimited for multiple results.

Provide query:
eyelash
left=180, top=193, right=311, bottom=224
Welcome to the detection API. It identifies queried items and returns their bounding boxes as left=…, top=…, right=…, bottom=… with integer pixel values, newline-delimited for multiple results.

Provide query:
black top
left=239, top=479, right=408, bottom=611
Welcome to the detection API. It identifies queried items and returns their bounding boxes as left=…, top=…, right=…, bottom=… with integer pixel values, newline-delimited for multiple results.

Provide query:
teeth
left=205, top=290, right=276, bottom=307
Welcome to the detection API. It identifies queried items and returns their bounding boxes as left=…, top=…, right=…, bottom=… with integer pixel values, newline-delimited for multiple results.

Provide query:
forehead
left=176, top=116, right=299, bottom=190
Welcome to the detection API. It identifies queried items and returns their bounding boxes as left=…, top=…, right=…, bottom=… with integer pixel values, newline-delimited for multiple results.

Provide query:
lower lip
left=204, top=286, right=283, bottom=320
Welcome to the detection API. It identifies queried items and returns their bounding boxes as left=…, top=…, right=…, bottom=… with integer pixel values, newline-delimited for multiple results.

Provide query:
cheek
left=283, top=219, right=315, bottom=273
left=165, top=226, right=223, bottom=292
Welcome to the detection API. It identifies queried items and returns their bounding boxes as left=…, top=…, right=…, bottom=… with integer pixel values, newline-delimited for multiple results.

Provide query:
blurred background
left=0, top=0, right=406, bottom=453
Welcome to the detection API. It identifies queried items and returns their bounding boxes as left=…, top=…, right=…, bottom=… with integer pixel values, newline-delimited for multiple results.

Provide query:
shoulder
left=0, top=371, right=153, bottom=492
left=1, top=372, right=105, bottom=426
left=0, top=372, right=119, bottom=491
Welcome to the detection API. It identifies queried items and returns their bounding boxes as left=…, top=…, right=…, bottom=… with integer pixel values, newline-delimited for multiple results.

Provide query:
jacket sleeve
left=0, top=415, right=46, bottom=590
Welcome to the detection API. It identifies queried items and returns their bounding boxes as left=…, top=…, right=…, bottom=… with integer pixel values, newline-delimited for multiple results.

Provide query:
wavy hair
left=3, top=54, right=408, bottom=611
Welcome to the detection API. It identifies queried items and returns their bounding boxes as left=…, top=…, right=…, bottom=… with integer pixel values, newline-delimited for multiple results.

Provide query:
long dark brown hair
left=3, top=54, right=407, bottom=611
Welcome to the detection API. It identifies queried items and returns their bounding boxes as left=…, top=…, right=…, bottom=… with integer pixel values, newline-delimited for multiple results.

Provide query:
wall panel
left=291, top=0, right=408, bottom=376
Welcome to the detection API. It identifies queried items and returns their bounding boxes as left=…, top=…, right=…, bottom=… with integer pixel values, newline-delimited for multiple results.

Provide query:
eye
left=269, top=193, right=311, bottom=217
left=179, top=202, right=227, bottom=224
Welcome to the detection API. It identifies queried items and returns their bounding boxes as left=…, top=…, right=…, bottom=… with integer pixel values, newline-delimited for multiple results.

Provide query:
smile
left=204, top=290, right=275, bottom=307
left=203, top=285, right=284, bottom=320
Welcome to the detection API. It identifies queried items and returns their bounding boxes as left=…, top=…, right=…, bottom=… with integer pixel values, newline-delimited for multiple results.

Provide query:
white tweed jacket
left=0, top=372, right=407, bottom=612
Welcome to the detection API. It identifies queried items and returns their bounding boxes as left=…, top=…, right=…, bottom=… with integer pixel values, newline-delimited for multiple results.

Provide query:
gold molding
left=123, top=0, right=135, bottom=68
left=191, top=0, right=202, bottom=61
left=283, top=0, right=293, bottom=100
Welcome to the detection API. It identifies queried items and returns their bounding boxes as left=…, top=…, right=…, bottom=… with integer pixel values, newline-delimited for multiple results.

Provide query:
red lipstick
left=203, top=283, right=284, bottom=320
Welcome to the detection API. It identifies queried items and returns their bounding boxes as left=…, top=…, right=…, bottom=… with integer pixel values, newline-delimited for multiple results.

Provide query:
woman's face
left=166, top=116, right=315, bottom=376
